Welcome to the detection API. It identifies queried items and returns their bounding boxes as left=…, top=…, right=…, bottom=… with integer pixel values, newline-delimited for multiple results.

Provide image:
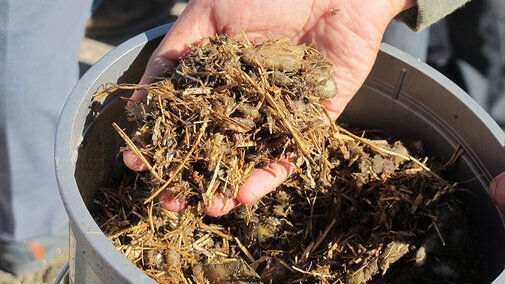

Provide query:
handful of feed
left=93, top=35, right=479, bottom=283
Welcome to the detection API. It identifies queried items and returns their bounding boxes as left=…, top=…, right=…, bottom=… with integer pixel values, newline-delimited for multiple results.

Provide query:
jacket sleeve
left=396, top=0, right=471, bottom=31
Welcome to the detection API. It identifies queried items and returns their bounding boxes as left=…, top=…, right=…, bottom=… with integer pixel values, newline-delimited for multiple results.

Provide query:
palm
left=127, top=0, right=410, bottom=216
left=138, top=0, right=398, bottom=117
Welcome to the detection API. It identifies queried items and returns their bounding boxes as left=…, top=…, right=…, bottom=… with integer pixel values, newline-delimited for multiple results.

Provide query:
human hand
left=489, top=172, right=505, bottom=214
left=123, top=0, right=416, bottom=216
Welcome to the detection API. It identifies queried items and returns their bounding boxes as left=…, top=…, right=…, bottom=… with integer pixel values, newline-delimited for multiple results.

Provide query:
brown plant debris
left=92, top=35, right=479, bottom=283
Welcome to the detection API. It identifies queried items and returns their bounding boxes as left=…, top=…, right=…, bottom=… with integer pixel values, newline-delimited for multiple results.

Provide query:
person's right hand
left=123, top=0, right=416, bottom=216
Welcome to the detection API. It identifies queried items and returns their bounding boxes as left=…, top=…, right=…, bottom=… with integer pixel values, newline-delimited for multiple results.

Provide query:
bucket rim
left=55, top=23, right=505, bottom=283
left=55, top=23, right=173, bottom=283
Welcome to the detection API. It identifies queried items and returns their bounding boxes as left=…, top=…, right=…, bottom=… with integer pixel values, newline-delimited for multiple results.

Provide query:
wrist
left=392, top=0, right=416, bottom=13
left=375, top=0, right=418, bottom=29
left=378, top=0, right=416, bottom=28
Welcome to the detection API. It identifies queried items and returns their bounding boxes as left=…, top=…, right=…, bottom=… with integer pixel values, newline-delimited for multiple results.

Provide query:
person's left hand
left=489, top=172, right=505, bottom=213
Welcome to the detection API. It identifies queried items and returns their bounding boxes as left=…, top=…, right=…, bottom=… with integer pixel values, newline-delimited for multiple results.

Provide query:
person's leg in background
left=0, top=0, right=91, bottom=274
left=446, top=0, right=505, bottom=125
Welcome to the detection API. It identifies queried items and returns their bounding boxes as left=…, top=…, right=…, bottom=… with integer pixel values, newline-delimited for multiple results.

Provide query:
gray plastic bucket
left=55, top=24, right=505, bottom=283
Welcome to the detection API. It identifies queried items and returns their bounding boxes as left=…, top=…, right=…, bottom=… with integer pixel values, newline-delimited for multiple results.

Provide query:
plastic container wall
left=55, top=24, right=505, bottom=283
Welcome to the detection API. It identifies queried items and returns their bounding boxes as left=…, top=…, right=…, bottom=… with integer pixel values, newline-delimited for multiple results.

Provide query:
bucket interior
left=71, top=32, right=505, bottom=283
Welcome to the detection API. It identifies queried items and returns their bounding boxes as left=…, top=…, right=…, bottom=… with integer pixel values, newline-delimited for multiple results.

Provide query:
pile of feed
left=93, top=35, right=479, bottom=283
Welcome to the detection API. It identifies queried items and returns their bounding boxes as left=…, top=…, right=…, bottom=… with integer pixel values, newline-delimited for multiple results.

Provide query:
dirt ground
left=0, top=250, right=68, bottom=284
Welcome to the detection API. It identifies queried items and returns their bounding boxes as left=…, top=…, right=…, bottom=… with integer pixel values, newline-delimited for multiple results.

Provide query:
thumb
left=125, top=0, right=218, bottom=172
left=130, top=0, right=217, bottom=101
left=489, top=171, right=505, bottom=214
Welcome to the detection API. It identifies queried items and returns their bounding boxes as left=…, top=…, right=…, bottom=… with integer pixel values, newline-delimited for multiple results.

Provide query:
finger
left=236, top=159, right=298, bottom=204
left=204, top=195, right=240, bottom=217
left=205, top=154, right=303, bottom=215
left=489, top=172, right=505, bottom=213
left=123, top=149, right=151, bottom=171
left=159, top=190, right=186, bottom=212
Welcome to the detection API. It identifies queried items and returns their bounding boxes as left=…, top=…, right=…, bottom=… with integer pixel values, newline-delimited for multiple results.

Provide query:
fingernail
left=204, top=197, right=238, bottom=217
left=159, top=191, right=186, bottom=212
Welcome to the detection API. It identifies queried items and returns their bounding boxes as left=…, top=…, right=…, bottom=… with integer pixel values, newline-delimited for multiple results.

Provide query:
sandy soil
left=0, top=251, right=68, bottom=284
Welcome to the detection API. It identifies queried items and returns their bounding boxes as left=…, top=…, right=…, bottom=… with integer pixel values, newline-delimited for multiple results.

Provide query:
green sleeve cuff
left=396, top=0, right=471, bottom=31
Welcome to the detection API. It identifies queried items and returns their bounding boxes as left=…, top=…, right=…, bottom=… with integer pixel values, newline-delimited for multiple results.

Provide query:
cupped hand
left=124, top=0, right=416, bottom=216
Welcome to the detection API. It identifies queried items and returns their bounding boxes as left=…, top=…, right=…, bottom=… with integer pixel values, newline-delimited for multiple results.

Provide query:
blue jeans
left=0, top=0, right=92, bottom=242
